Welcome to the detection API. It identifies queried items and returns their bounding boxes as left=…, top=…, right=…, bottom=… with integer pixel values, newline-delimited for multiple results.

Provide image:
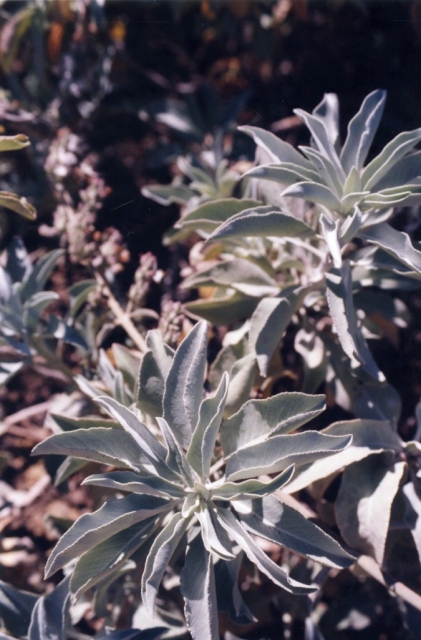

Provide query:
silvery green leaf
left=44, top=494, right=173, bottom=579
left=82, top=471, right=185, bottom=499
left=187, top=373, right=228, bottom=479
left=95, top=397, right=167, bottom=467
left=340, top=90, right=386, bottom=173
left=206, top=206, right=314, bottom=244
left=74, top=374, right=109, bottom=400
left=243, top=162, right=322, bottom=185
left=141, top=184, right=195, bottom=206
left=236, top=495, right=355, bottom=569
left=50, top=414, right=117, bottom=432
left=361, top=191, right=413, bottom=209
left=54, top=456, right=88, bottom=486
left=326, top=261, right=382, bottom=380
left=325, top=335, right=401, bottom=421
left=163, top=321, right=208, bottom=450
left=216, top=508, right=316, bottom=595
left=19, top=249, right=64, bottom=302
left=224, top=353, right=257, bottom=418
left=281, top=181, right=342, bottom=211
left=142, top=512, right=190, bottom=615
left=0, top=580, right=38, bottom=638
left=362, top=128, right=421, bottom=190
left=359, top=222, right=421, bottom=274
left=196, top=502, right=235, bottom=560
left=180, top=532, right=219, bottom=640
left=343, top=166, right=362, bottom=195
left=335, top=454, right=406, bottom=565
left=285, top=419, right=402, bottom=493
left=225, top=431, right=352, bottom=481
left=312, top=93, right=340, bottom=152
left=238, top=125, right=314, bottom=168
left=249, top=286, right=308, bottom=376
left=112, top=343, right=140, bottom=392
left=22, top=291, right=59, bottom=332
left=373, top=150, right=421, bottom=190
left=211, top=465, right=294, bottom=500
left=403, top=482, right=421, bottom=563
left=340, top=191, right=370, bottom=213
left=178, top=198, right=261, bottom=233
left=214, top=555, right=256, bottom=624
left=185, top=290, right=259, bottom=325
left=67, top=279, right=97, bottom=317
left=221, top=392, right=326, bottom=458
left=138, top=330, right=174, bottom=417
left=293, top=109, right=345, bottom=181
left=156, top=417, right=193, bottom=483
left=71, top=519, right=157, bottom=598
left=6, top=237, right=31, bottom=283
left=0, top=190, right=36, bottom=220
left=300, top=146, right=343, bottom=195
left=320, top=215, right=342, bottom=267
left=340, top=207, right=363, bottom=243
left=182, top=492, right=200, bottom=518
left=29, top=576, right=70, bottom=640
left=32, top=427, right=149, bottom=471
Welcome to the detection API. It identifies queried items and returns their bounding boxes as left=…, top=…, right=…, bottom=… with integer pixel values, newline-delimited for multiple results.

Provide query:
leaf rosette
left=33, top=321, right=354, bottom=639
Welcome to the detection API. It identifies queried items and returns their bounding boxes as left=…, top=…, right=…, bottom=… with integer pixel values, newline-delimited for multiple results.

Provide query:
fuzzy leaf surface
left=236, top=495, right=355, bottom=569
left=45, top=495, right=173, bottom=578
left=221, top=392, right=326, bottom=458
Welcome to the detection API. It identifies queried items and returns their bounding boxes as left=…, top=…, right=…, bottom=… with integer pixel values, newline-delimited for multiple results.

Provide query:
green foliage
left=33, top=321, right=354, bottom=638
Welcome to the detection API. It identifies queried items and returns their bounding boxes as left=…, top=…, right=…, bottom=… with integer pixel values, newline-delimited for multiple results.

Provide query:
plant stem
left=95, top=270, right=148, bottom=353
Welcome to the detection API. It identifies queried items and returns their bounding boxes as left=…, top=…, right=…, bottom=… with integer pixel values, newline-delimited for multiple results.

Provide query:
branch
left=95, top=270, right=148, bottom=353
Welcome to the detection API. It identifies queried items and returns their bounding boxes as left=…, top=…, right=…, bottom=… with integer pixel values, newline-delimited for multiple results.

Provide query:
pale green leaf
left=206, top=206, right=314, bottom=244
left=211, top=465, right=294, bottom=500
left=221, top=392, right=326, bottom=458
left=180, top=532, right=219, bottom=640
left=187, top=373, right=228, bottom=479
left=182, top=258, right=280, bottom=298
left=0, top=134, right=30, bottom=152
left=225, top=431, right=352, bottom=481
left=238, top=125, right=314, bottom=168
left=184, top=290, right=259, bottom=325
left=45, top=494, right=172, bottom=578
left=82, top=470, right=185, bottom=499
left=360, top=222, right=421, bottom=274
left=362, top=128, right=421, bottom=190
left=138, top=330, right=174, bottom=417
left=285, top=419, right=402, bottom=493
left=163, top=320, right=208, bottom=450
left=0, top=191, right=36, bottom=220
left=179, top=198, right=261, bottom=233
left=336, top=454, right=406, bottom=565
left=236, top=495, right=355, bottom=568
left=142, top=512, right=190, bottom=615
left=72, top=519, right=157, bottom=598
left=19, top=249, right=64, bottom=302
left=32, top=427, right=149, bottom=471
left=243, top=162, right=322, bottom=185
left=249, top=286, right=308, bottom=376
left=196, top=503, right=235, bottom=560
left=217, top=508, right=316, bottom=595
left=281, top=181, right=342, bottom=211
left=340, top=90, right=386, bottom=173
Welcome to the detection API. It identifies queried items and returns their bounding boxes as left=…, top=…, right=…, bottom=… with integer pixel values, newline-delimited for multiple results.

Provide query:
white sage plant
left=33, top=320, right=354, bottom=639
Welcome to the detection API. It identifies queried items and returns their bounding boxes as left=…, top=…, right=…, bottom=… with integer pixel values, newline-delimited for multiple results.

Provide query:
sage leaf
left=45, top=494, right=173, bottom=579
left=180, top=532, right=219, bottom=640
left=236, top=495, right=355, bottom=569
left=335, top=454, right=406, bottom=565
left=163, top=320, right=208, bottom=449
